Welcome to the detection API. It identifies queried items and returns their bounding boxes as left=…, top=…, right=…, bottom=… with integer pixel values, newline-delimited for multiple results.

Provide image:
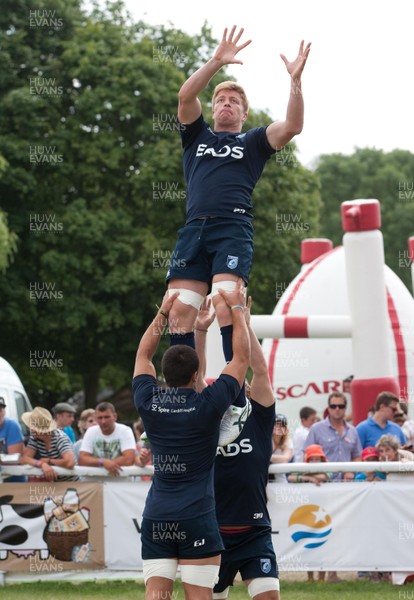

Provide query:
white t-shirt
left=80, top=423, right=135, bottom=459
left=293, top=425, right=310, bottom=463
left=271, top=437, right=294, bottom=484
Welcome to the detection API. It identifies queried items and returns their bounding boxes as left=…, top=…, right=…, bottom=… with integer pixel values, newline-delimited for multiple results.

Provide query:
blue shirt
left=0, top=417, right=24, bottom=452
left=356, top=417, right=406, bottom=448
left=355, top=471, right=386, bottom=481
left=305, top=417, right=362, bottom=480
left=0, top=417, right=26, bottom=482
left=133, top=373, right=240, bottom=520
left=215, top=399, right=275, bottom=527
left=63, top=425, right=76, bottom=443
left=181, top=115, right=275, bottom=224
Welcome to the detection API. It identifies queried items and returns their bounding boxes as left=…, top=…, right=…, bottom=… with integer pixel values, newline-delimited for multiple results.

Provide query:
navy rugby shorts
left=214, top=526, right=278, bottom=593
left=141, top=510, right=224, bottom=560
left=166, top=218, right=254, bottom=286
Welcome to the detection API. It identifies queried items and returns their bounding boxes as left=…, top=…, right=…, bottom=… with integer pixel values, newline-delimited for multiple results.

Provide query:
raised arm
left=133, top=291, right=179, bottom=378
left=178, top=26, right=251, bottom=125
left=245, top=297, right=275, bottom=407
left=266, top=40, right=311, bottom=150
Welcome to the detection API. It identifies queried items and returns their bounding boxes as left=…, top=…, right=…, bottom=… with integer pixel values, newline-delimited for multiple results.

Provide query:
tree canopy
left=316, top=147, right=414, bottom=291
left=0, top=0, right=321, bottom=407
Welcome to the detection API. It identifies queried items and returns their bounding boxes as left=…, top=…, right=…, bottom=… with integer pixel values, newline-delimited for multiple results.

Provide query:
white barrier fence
left=1, top=464, right=414, bottom=585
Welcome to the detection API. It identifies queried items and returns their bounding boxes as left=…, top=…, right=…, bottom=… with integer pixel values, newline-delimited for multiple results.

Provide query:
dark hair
left=95, top=401, right=116, bottom=413
left=375, top=391, right=399, bottom=412
left=328, top=392, right=347, bottom=406
left=275, top=413, right=287, bottom=426
left=300, top=406, right=317, bottom=420
left=161, top=345, right=199, bottom=387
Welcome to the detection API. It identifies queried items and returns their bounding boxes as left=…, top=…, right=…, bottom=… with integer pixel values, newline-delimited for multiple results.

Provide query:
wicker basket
left=45, top=529, right=88, bottom=561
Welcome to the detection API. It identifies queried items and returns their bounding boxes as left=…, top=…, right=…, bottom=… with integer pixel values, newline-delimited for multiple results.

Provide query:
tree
left=0, top=1, right=321, bottom=406
left=316, top=148, right=414, bottom=291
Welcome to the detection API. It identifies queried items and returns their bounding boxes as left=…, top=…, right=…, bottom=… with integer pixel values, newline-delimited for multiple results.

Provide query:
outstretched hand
left=280, top=40, right=311, bottom=80
left=213, top=26, right=252, bottom=66
left=159, top=290, right=179, bottom=317
left=195, top=298, right=216, bottom=331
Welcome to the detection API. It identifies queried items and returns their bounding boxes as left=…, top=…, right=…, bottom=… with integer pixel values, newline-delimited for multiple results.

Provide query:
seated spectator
left=0, top=396, right=26, bottom=482
left=376, top=434, right=414, bottom=463
left=269, top=413, right=293, bottom=483
left=73, top=408, right=96, bottom=462
left=21, top=407, right=77, bottom=481
left=354, top=446, right=386, bottom=481
left=292, top=406, right=317, bottom=462
left=288, top=444, right=333, bottom=485
left=78, top=401, right=135, bottom=476
left=52, top=401, right=77, bottom=443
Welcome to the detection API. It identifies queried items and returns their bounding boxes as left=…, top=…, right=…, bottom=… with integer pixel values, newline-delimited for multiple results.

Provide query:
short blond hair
left=212, top=81, right=249, bottom=113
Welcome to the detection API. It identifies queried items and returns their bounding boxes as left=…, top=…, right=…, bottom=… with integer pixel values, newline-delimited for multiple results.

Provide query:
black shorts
left=214, top=526, right=279, bottom=593
left=141, top=511, right=224, bottom=560
left=166, top=218, right=254, bottom=285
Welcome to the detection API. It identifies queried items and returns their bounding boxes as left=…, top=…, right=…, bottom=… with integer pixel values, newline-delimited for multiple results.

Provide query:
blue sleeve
left=132, top=374, right=158, bottom=412
left=249, top=399, right=275, bottom=435
left=199, top=374, right=240, bottom=417
left=180, top=114, right=205, bottom=149
left=247, top=126, right=276, bottom=159
left=5, top=420, right=24, bottom=445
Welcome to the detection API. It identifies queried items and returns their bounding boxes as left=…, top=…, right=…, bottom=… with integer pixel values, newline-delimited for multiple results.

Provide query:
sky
left=123, top=0, right=413, bottom=168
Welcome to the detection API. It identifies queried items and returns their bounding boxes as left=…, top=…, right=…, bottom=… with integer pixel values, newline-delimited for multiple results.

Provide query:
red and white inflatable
left=206, top=199, right=414, bottom=426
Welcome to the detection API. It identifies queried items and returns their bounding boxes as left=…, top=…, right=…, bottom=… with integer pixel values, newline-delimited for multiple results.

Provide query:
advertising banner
left=0, top=482, right=104, bottom=572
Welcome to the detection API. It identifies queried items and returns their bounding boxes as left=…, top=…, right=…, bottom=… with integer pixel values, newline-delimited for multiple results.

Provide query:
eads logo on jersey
left=216, top=438, right=253, bottom=457
left=288, top=504, right=332, bottom=549
left=196, top=143, right=244, bottom=159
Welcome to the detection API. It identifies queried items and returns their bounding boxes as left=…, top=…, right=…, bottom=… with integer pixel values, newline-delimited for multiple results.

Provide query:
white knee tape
left=247, top=577, right=280, bottom=597
left=210, top=280, right=238, bottom=297
left=213, top=588, right=230, bottom=599
left=168, top=288, right=204, bottom=310
left=180, top=563, right=220, bottom=588
left=143, top=558, right=178, bottom=583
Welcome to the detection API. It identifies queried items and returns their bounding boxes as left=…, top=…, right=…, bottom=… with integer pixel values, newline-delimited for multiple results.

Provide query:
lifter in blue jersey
left=133, top=282, right=250, bottom=600
left=167, top=26, right=311, bottom=356
left=196, top=299, right=279, bottom=600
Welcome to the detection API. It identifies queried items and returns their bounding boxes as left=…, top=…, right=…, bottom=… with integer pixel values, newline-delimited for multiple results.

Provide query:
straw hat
left=22, top=407, right=57, bottom=434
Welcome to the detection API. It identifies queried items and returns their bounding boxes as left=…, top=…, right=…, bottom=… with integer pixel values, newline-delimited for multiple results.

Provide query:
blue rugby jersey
left=180, top=115, right=275, bottom=224
left=214, top=399, right=275, bottom=527
left=133, top=373, right=240, bottom=520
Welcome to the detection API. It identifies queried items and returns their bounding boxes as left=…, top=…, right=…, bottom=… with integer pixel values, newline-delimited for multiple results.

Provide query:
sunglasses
left=329, top=404, right=346, bottom=409
left=394, top=413, right=404, bottom=418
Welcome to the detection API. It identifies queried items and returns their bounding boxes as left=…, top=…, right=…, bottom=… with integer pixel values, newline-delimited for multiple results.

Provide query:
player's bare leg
left=168, top=279, right=208, bottom=334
